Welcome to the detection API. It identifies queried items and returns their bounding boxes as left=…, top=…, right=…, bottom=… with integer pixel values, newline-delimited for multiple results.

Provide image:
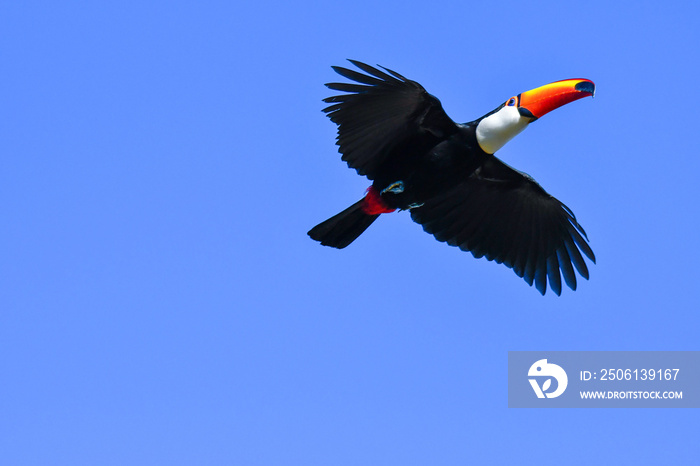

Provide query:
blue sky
left=2, top=0, right=699, bottom=464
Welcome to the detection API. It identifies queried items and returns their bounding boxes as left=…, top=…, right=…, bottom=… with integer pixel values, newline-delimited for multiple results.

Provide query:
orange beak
left=518, top=79, right=595, bottom=120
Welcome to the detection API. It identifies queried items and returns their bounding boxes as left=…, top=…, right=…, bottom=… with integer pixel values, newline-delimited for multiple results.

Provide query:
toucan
left=308, top=60, right=596, bottom=295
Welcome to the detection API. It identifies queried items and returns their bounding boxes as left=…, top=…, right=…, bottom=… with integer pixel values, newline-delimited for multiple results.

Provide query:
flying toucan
left=308, top=60, right=596, bottom=295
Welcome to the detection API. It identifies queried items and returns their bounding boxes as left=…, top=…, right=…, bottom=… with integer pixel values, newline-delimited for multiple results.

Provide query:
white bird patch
left=475, top=106, right=530, bottom=154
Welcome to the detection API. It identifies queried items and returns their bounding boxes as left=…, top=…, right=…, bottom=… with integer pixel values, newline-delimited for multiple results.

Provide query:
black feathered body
left=375, top=124, right=488, bottom=210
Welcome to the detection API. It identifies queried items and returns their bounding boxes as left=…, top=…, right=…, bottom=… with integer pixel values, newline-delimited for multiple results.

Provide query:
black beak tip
left=575, top=81, right=595, bottom=96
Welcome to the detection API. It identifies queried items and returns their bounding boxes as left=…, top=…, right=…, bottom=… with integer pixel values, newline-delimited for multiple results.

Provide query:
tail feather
left=308, top=199, right=379, bottom=249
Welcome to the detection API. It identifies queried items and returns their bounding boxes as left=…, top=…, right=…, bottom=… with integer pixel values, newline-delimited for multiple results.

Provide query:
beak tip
left=575, top=80, right=596, bottom=97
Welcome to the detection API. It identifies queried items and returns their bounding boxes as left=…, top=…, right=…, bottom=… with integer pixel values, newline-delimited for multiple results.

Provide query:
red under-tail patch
left=362, top=186, right=396, bottom=215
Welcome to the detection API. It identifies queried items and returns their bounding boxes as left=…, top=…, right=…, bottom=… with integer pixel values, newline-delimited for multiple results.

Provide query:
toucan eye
left=507, top=97, right=517, bottom=107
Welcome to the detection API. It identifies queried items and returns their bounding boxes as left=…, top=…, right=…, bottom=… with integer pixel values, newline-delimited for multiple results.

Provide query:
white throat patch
left=475, top=106, right=530, bottom=154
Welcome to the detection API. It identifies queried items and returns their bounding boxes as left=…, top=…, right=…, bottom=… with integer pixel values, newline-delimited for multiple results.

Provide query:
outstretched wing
left=410, top=156, right=595, bottom=295
left=323, top=60, right=458, bottom=180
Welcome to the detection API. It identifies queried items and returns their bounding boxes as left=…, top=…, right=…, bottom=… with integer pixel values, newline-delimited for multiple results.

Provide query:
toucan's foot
left=381, top=181, right=405, bottom=194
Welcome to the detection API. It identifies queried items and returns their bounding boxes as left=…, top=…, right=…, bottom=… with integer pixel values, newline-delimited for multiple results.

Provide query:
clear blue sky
left=2, top=1, right=699, bottom=464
